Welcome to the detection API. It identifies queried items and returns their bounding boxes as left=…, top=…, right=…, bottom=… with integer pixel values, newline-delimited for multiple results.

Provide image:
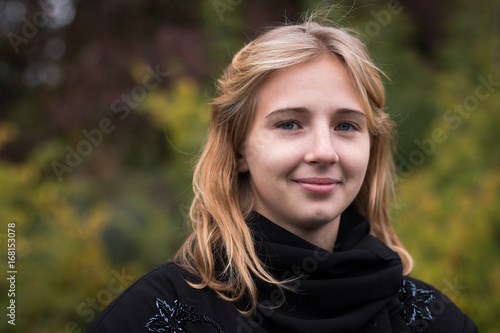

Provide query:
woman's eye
left=336, top=122, right=354, bottom=132
left=278, top=121, right=299, bottom=130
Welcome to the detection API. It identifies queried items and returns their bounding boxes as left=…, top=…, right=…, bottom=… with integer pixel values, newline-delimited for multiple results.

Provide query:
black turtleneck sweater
left=87, top=210, right=477, bottom=333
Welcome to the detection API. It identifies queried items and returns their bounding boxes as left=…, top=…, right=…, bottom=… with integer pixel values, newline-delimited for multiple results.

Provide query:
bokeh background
left=0, top=0, right=499, bottom=331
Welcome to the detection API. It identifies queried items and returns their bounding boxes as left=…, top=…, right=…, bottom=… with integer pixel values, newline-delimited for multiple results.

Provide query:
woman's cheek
left=342, top=148, right=370, bottom=179
left=244, top=130, right=276, bottom=160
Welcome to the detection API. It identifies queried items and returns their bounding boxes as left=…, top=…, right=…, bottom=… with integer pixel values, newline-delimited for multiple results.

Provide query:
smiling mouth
left=293, top=178, right=340, bottom=194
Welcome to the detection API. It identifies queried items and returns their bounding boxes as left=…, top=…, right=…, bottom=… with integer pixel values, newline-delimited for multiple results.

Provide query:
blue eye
left=278, top=121, right=299, bottom=130
left=336, top=122, right=353, bottom=131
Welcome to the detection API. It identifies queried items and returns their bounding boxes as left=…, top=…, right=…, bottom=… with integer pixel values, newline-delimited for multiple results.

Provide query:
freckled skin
left=238, top=56, right=371, bottom=251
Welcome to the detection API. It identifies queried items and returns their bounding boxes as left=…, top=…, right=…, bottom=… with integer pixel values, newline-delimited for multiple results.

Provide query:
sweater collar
left=247, top=207, right=371, bottom=252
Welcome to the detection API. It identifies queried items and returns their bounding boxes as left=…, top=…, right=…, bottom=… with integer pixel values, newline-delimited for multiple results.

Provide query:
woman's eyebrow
left=336, top=108, right=367, bottom=118
left=265, top=107, right=366, bottom=118
left=265, top=107, right=309, bottom=118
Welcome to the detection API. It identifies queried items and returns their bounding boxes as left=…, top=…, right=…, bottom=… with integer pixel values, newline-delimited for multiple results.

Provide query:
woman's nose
left=304, top=127, right=339, bottom=165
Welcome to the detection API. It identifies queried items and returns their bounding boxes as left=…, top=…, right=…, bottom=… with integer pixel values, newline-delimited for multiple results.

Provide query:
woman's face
left=239, top=55, right=371, bottom=243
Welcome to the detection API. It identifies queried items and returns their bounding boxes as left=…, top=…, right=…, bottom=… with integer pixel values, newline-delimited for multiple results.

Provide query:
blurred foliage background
left=0, top=0, right=499, bottom=332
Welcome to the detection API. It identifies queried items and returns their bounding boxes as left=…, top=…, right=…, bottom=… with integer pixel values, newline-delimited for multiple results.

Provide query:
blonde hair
left=174, top=21, right=412, bottom=315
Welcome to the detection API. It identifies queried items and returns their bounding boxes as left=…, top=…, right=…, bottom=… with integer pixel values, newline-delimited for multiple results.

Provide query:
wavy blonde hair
left=174, top=20, right=412, bottom=315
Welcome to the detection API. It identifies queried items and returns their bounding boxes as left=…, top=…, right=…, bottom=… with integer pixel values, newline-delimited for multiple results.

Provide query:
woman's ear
left=237, top=148, right=249, bottom=173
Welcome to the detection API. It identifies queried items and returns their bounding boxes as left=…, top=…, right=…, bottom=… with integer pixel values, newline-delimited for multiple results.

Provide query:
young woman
left=87, top=21, right=477, bottom=333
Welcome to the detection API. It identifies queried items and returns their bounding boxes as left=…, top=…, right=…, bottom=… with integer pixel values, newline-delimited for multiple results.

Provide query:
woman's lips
left=294, top=178, right=340, bottom=194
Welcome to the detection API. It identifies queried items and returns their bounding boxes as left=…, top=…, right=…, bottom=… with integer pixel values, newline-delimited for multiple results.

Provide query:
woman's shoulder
left=86, top=262, right=227, bottom=333
left=398, top=276, right=477, bottom=333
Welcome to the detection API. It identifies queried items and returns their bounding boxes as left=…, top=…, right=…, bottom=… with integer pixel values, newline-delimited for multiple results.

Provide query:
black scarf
left=246, top=208, right=403, bottom=333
